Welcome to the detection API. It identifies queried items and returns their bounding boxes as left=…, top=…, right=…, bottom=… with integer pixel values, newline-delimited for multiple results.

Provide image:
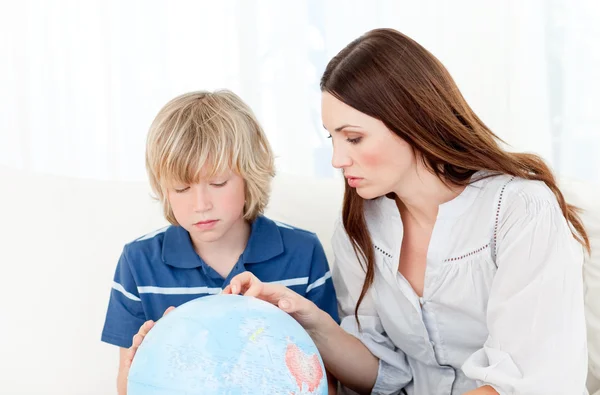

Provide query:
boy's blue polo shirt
left=101, top=215, right=339, bottom=348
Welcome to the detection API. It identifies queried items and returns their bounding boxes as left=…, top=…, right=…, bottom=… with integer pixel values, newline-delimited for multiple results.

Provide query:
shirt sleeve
left=304, top=234, right=340, bottom=324
left=331, top=218, right=412, bottom=394
left=462, top=183, right=588, bottom=394
left=101, top=246, right=146, bottom=348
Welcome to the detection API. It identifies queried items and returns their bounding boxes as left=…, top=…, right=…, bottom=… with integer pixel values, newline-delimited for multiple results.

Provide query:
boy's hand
left=125, top=306, right=175, bottom=367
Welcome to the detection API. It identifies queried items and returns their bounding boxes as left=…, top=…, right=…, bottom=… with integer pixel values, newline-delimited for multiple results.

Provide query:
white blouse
left=331, top=173, right=587, bottom=395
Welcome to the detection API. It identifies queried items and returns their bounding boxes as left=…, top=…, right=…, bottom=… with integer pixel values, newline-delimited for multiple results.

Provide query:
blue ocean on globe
left=128, top=294, right=328, bottom=395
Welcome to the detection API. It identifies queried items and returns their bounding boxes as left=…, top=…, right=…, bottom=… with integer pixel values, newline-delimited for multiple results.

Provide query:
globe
left=128, top=294, right=328, bottom=394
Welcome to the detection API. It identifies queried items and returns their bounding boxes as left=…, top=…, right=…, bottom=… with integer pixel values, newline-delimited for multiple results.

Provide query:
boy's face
left=167, top=170, right=247, bottom=246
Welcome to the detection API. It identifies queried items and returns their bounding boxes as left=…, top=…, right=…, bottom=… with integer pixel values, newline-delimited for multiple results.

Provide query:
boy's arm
left=117, top=348, right=129, bottom=395
left=101, top=248, right=146, bottom=348
left=101, top=248, right=146, bottom=393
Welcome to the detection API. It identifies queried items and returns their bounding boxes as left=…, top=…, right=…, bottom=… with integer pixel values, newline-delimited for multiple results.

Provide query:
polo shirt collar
left=241, top=216, right=284, bottom=263
left=161, top=225, right=203, bottom=269
left=161, top=215, right=284, bottom=269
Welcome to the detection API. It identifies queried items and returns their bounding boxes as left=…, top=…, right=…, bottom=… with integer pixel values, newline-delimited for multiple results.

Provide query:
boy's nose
left=192, top=189, right=213, bottom=212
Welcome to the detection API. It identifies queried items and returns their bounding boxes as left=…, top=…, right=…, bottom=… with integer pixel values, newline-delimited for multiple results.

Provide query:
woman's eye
left=327, top=134, right=332, bottom=139
left=347, top=137, right=362, bottom=144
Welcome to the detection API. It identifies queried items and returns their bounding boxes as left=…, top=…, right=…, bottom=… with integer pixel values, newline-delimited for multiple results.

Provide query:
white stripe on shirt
left=112, top=281, right=141, bottom=302
left=137, top=286, right=222, bottom=295
left=135, top=226, right=169, bottom=242
left=306, top=271, right=331, bottom=293
left=273, top=220, right=294, bottom=229
left=128, top=275, right=325, bottom=298
left=266, top=277, right=309, bottom=287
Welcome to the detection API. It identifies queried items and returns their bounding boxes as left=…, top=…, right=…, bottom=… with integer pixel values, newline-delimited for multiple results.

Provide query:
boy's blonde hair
left=145, top=90, right=275, bottom=225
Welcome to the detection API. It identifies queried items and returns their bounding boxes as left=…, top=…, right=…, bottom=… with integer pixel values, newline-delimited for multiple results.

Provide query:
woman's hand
left=224, top=271, right=381, bottom=394
left=222, top=271, right=324, bottom=332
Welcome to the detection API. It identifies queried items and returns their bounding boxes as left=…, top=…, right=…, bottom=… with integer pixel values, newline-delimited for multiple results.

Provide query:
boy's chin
left=192, top=232, right=223, bottom=242
left=186, top=228, right=225, bottom=243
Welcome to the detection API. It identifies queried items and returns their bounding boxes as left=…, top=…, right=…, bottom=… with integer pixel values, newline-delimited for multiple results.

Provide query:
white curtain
left=1, top=0, right=598, bottom=182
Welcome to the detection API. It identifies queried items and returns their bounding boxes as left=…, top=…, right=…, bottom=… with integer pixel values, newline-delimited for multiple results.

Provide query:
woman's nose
left=331, top=145, right=352, bottom=169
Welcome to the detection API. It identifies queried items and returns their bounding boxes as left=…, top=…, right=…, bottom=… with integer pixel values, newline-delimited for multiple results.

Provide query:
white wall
left=1, top=167, right=162, bottom=394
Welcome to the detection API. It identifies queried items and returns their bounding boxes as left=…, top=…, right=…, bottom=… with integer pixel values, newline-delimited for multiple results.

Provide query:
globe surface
left=128, top=294, right=327, bottom=394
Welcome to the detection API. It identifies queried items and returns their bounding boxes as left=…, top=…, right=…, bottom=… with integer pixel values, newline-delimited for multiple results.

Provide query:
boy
left=100, top=90, right=338, bottom=394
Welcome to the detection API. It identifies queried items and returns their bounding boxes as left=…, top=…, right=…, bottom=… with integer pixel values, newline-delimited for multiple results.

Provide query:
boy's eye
left=210, top=181, right=228, bottom=187
left=174, top=186, right=190, bottom=193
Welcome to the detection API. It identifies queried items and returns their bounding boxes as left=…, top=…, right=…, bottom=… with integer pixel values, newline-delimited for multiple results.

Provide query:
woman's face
left=321, top=92, right=417, bottom=200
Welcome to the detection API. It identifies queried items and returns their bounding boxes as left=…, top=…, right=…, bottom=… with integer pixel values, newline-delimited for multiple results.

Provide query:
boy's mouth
left=193, top=219, right=219, bottom=229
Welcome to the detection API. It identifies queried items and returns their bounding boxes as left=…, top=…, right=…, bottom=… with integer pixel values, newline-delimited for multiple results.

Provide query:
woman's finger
left=242, top=280, right=264, bottom=298
left=222, top=284, right=232, bottom=294
left=246, top=282, right=299, bottom=312
left=278, top=298, right=292, bottom=311
left=228, top=271, right=256, bottom=294
left=225, top=271, right=312, bottom=319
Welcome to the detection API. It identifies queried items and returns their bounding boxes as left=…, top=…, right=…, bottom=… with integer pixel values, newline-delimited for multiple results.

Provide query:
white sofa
left=1, top=165, right=598, bottom=394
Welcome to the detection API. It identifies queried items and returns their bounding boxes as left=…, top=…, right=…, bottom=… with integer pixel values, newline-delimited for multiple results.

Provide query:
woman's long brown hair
left=320, top=28, right=590, bottom=325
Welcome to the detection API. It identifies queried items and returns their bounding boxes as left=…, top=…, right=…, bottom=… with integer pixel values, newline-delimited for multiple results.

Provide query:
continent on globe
left=285, top=343, right=324, bottom=392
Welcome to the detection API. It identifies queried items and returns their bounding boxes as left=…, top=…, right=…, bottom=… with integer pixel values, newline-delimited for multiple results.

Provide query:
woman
left=225, top=28, right=590, bottom=394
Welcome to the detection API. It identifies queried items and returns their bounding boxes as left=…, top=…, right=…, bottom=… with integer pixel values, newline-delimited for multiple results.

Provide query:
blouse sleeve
left=331, top=218, right=412, bottom=394
left=462, top=182, right=588, bottom=394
